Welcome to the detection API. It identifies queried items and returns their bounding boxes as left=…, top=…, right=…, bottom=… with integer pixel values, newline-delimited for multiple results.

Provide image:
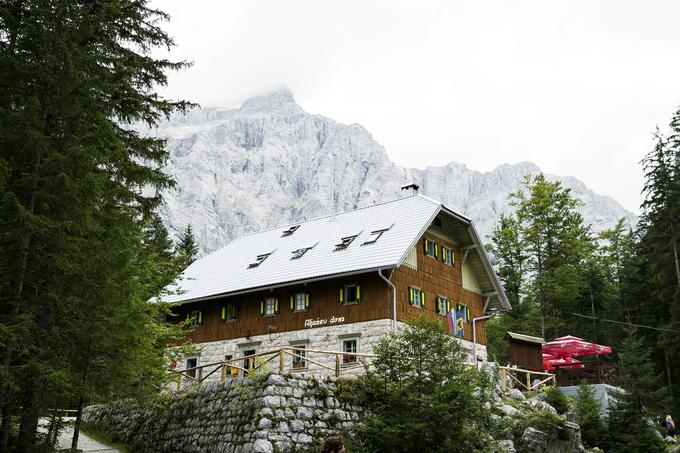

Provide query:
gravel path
left=39, top=417, right=120, bottom=452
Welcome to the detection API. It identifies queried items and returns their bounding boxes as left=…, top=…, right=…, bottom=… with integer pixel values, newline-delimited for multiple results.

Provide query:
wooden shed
left=506, top=332, right=545, bottom=371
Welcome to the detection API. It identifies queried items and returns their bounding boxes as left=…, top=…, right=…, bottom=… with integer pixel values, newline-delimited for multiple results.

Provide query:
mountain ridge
left=149, top=89, right=637, bottom=255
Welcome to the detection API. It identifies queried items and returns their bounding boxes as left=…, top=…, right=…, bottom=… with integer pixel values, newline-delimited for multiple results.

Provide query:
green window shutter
left=339, top=287, right=344, bottom=304
left=232, top=305, right=238, bottom=319
left=356, top=286, right=361, bottom=301
left=290, top=296, right=294, bottom=311
left=260, top=300, right=264, bottom=315
left=274, top=298, right=279, bottom=314
left=434, top=244, right=439, bottom=258
left=408, top=287, right=414, bottom=304
left=305, top=293, right=310, bottom=309
left=446, top=300, right=450, bottom=312
left=466, top=306, right=470, bottom=321
left=424, top=239, right=429, bottom=254
left=198, top=311, right=202, bottom=324
left=221, top=306, right=226, bottom=321
left=421, top=290, right=425, bottom=308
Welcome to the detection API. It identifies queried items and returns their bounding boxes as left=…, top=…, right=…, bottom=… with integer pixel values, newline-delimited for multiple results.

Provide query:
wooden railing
left=499, top=366, right=556, bottom=392
left=553, top=361, right=619, bottom=387
left=168, top=347, right=378, bottom=390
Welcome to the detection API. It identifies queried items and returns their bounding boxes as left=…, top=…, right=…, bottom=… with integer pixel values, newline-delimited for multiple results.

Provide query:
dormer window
left=291, top=247, right=312, bottom=260
left=282, top=225, right=300, bottom=237
left=363, top=229, right=389, bottom=245
left=248, top=252, right=271, bottom=268
left=335, top=235, right=357, bottom=251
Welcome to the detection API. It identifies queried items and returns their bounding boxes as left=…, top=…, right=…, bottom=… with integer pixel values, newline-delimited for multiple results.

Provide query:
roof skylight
left=291, top=247, right=313, bottom=260
left=335, top=235, right=357, bottom=251
left=282, top=225, right=300, bottom=237
left=248, top=252, right=272, bottom=268
left=363, top=228, right=389, bottom=245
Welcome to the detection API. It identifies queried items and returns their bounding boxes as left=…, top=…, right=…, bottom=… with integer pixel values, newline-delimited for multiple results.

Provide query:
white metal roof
left=162, top=194, right=509, bottom=309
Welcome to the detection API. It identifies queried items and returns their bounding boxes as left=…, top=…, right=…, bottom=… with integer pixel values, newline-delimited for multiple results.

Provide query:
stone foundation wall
left=179, top=319, right=486, bottom=382
left=83, top=373, right=363, bottom=453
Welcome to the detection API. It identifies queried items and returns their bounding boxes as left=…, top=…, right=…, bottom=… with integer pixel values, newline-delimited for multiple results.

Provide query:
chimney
left=400, top=183, right=420, bottom=197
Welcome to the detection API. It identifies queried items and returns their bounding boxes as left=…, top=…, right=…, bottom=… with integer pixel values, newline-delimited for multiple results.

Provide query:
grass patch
left=78, top=422, right=134, bottom=453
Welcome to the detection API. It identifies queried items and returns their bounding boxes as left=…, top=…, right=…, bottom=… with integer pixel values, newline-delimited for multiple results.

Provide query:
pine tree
left=607, top=330, right=666, bottom=453
left=177, top=224, right=199, bottom=267
left=0, top=1, right=192, bottom=450
left=574, top=382, right=606, bottom=448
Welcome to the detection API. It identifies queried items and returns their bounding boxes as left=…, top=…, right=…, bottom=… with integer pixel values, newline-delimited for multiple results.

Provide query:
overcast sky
left=151, top=0, right=680, bottom=213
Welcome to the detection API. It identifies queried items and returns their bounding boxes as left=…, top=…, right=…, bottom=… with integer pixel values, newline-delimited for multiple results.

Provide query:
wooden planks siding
left=171, top=273, right=391, bottom=344
left=392, top=231, right=487, bottom=345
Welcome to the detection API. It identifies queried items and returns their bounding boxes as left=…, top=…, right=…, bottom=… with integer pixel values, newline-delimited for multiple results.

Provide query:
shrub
left=542, top=386, right=571, bottom=414
left=335, top=376, right=367, bottom=406
left=574, top=382, right=607, bottom=448
left=514, top=409, right=564, bottom=440
left=350, top=315, right=495, bottom=452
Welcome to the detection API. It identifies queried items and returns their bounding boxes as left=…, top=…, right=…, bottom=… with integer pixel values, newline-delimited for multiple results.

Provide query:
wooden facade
left=506, top=332, right=545, bottom=371
left=172, top=229, right=488, bottom=346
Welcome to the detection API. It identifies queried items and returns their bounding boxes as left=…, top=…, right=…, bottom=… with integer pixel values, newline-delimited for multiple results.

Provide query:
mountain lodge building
left=164, top=193, right=509, bottom=379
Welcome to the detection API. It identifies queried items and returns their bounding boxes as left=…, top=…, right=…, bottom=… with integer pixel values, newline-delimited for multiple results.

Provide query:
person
left=662, top=415, right=675, bottom=438
left=322, top=436, right=345, bottom=453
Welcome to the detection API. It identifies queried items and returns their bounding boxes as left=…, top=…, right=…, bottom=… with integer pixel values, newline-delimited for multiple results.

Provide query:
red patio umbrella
left=542, top=335, right=612, bottom=358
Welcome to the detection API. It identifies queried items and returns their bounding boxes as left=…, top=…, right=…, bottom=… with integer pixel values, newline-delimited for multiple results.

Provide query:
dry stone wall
left=83, top=373, right=362, bottom=453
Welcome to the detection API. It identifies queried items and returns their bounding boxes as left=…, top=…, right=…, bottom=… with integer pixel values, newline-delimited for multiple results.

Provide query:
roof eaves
left=464, top=223, right=511, bottom=310
left=395, top=203, right=443, bottom=268
left=169, top=265, right=397, bottom=305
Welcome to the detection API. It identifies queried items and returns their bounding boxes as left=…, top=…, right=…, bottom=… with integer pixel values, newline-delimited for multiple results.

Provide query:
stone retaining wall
left=83, top=373, right=363, bottom=453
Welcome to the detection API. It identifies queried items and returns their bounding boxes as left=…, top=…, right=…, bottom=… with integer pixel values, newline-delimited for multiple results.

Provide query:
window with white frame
left=292, top=292, right=308, bottom=312
left=423, top=238, right=437, bottom=258
left=408, top=286, right=425, bottom=309
left=222, top=304, right=237, bottom=321
left=436, top=296, right=450, bottom=315
left=456, top=303, right=471, bottom=322
left=442, top=247, right=454, bottom=266
left=340, top=284, right=361, bottom=304
left=262, top=298, right=277, bottom=316
left=292, top=345, right=306, bottom=369
left=188, top=310, right=202, bottom=328
left=342, top=339, right=358, bottom=364
left=185, top=356, right=201, bottom=379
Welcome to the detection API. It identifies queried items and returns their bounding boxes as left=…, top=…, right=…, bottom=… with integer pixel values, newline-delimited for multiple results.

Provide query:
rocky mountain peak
left=151, top=91, right=637, bottom=255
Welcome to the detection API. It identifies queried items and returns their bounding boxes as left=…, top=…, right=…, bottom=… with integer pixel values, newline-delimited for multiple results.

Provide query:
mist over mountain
left=148, top=88, right=637, bottom=255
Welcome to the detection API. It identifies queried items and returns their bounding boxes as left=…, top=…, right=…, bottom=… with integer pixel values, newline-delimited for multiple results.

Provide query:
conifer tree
left=607, top=330, right=666, bottom=453
left=574, top=382, right=606, bottom=448
left=177, top=224, right=199, bottom=267
left=0, top=1, right=192, bottom=450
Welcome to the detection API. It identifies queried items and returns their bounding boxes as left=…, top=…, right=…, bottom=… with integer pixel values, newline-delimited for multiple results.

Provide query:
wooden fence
left=168, top=346, right=377, bottom=390
left=167, top=348, right=557, bottom=393
left=499, top=366, right=556, bottom=392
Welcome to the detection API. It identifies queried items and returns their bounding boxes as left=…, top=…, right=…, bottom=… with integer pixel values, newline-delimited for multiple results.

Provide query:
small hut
left=505, top=332, right=545, bottom=371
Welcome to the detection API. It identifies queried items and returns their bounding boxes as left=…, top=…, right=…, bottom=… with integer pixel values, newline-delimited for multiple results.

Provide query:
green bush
left=335, top=376, right=367, bottom=406
left=514, top=409, right=564, bottom=440
left=350, top=315, right=495, bottom=452
left=574, top=382, right=607, bottom=448
left=542, top=386, right=571, bottom=414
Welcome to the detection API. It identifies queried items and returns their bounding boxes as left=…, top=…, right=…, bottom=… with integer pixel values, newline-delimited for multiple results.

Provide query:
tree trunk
left=673, top=239, right=680, bottom=290
left=15, top=380, right=39, bottom=453
left=71, top=397, right=85, bottom=452
left=0, top=400, right=13, bottom=450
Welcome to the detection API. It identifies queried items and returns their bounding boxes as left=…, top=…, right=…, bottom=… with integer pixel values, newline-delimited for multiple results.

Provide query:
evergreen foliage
left=606, top=330, right=666, bottom=453
left=177, top=224, right=199, bottom=267
left=574, top=382, right=606, bottom=448
left=350, top=315, right=494, bottom=452
left=0, top=0, right=193, bottom=450
left=542, top=386, right=570, bottom=415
